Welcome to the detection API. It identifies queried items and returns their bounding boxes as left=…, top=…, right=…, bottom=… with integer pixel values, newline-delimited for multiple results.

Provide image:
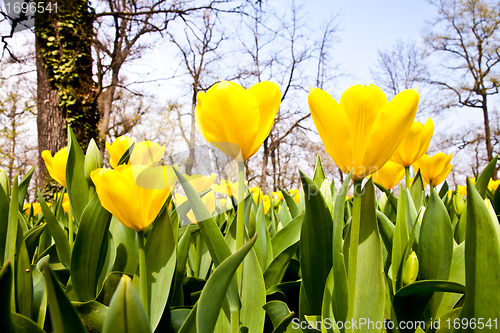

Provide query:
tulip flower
left=412, top=152, right=452, bottom=187
left=289, top=189, right=300, bottom=204
left=308, top=84, right=419, bottom=180
left=213, top=179, right=248, bottom=201
left=195, top=80, right=281, bottom=161
left=371, top=161, right=405, bottom=190
left=54, top=193, right=70, bottom=214
left=23, top=202, right=43, bottom=216
left=488, top=179, right=500, bottom=191
left=184, top=174, right=216, bottom=193
left=42, top=147, right=68, bottom=187
left=90, top=165, right=177, bottom=231
left=391, top=119, right=434, bottom=167
left=106, top=136, right=135, bottom=168
left=129, top=140, right=165, bottom=166
left=252, top=190, right=271, bottom=214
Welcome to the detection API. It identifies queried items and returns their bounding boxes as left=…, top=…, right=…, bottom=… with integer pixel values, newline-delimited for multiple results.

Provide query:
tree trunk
left=481, top=94, right=497, bottom=179
left=35, top=32, right=66, bottom=189
left=35, top=0, right=98, bottom=188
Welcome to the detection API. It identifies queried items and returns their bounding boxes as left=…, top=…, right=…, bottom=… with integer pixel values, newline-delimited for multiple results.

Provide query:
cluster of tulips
left=1, top=81, right=500, bottom=333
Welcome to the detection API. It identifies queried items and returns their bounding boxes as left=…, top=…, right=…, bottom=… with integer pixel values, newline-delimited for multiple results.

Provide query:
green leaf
left=0, top=182, right=10, bottom=266
left=177, top=303, right=197, bottom=333
left=102, top=275, right=152, bottom=333
left=393, top=280, right=465, bottom=333
left=438, top=181, right=449, bottom=199
left=17, top=167, right=34, bottom=210
left=271, top=214, right=303, bottom=258
left=174, top=169, right=240, bottom=311
left=32, top=266, right=47, bottom=328
left=110, top=217, right=138, bottom=275
left=321, top=269, right=340, bottom=333
left=196, top=235, right=257, bottom=333
left=474, top=155, right=498, bottom=198
left=264, top=243, right=299, bottom=290
left=299, top=171, right=333, bottom=318
left=73, top=301, right=108, bottom=333
left=410, top=169, right=424, bottom=209
left=144, top=207, right=176, bottom=331
left=263, top=301, right=296, bottom=333
left=170, top=225, right=192, bottom=307
left=11, top=313, right=46, bottom=333
left=313, top=155, right=326, bottom=188
left=376, top=210, right=395, bottom=255
left=0, top=262, right=15, bottom=333
left=171, top=308, right=192, bottom=333
left=436, top=242, right=465, bottom=318
left=66, top=127, right=90, bottom=222
left=24, top=223, right=47, bottom=260
left=350, top=179, right=385, bottom=330
left=41, top=263, right=87, bottom=333
left=278, top=186, right=299, bottom=219
left=240, top=248, right=266, bottom=333
left=418, top=188, right=454, bottom=320
left=15, top=225, right=33, bottom=319
left=456, top=177, right=500, bottom=329
left=331, top=171, right=352, bottom=326
left=392, top=185, right=409, bottom=292
left=37, top=190, right=71, bottom=268
left=4, top=177, right=18, bottom=268
left=71, top=194, right=112, bottom=301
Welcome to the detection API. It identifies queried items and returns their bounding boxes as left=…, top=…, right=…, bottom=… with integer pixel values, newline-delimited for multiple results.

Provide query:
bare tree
left=424, top=0, right=500, bottom=173
left=167, top=9, right=224, bottom=175
left=371, top=39, right=428, bottom=98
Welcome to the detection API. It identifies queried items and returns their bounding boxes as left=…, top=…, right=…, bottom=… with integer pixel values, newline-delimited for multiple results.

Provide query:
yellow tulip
left=488, top=179, right=500, bottom=191
left=457, top=184, right=467, bottom=196
left=175, top=191, right=216, bottom=224
left=184, top=174, right=216, bottom=193
left=289, top=189, right=300, bottom=204
left=42, top=147, right=68, bottom=187
left=129, top=140, right=165, bottom=166
left=252, top=190, right=271, bottom=214
left=195, top=80, right=281, bottom=161
left=272, top=191, right=283, bottom=206
left=213, top=179, right=248, bottom=201
left=391, top=119, right=434, bottom=167
left=90, top=165, right=177, bottom=231
left=371, top=161, right=405, bottom=190
left=23, top=202, right=43, bottom=215
left=54, top=193, right=70, bottom=213
left=412, top=153, right=452, bottom=186
left=308, top=84, right=419, bottom=180
left=106, top=136, right=135, bottom=168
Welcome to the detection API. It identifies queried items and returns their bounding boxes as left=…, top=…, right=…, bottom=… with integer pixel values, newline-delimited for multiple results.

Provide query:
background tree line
left=0, top=0, right=499, bottom=196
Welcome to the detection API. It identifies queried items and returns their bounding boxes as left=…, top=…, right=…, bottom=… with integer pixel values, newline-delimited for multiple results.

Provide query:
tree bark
left=35, top=28, right=66, bottom=189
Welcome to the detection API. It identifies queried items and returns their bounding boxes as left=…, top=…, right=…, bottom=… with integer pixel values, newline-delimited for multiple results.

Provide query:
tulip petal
left=246, top=81, right=281, bottom=159
left=364, top=88, right=419, bottom=174
left=196, top=81, right=260, bottom=160
left=308, top=88, right=352, bottom=173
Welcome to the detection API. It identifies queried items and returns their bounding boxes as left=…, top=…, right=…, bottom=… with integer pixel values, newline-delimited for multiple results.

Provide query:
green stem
left=405, top=166, right=411, bottom=190
left=236, top=161, right=245, bottom=251
left=137, top=230, right=148, bottom=316
left=346, top=179, right=362, bottom=333
left=68, top=204, right=74, bottom=250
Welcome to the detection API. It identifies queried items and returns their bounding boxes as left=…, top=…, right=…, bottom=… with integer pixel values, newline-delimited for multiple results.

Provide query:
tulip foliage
left=2, top=109, right=500, bottom=333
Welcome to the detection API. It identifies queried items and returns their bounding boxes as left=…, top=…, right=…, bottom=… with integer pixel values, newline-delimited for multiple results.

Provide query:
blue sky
left=308, top=0, right=436, bottom=95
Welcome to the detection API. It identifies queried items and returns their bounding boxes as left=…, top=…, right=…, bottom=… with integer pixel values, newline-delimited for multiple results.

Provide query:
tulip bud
left=402, top=251, right=419, bottom=285
left=0, top=168, right=9, bottom=196
left=453, top=192, right=465, bottom=216
left=84, top=139, right=103, bottom=184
